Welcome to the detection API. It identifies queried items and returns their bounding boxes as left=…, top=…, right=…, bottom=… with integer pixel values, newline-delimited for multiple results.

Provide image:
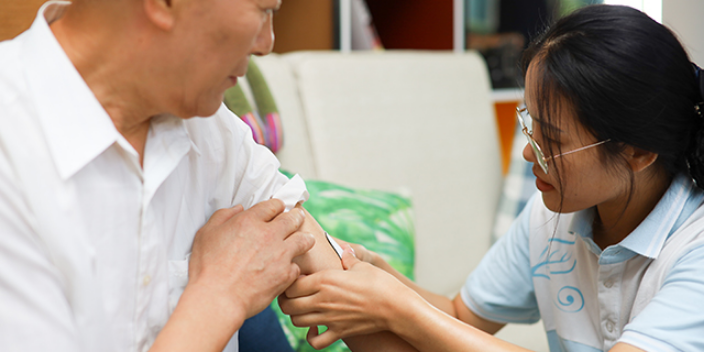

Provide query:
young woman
left=279, top=5, right=704, bottom=352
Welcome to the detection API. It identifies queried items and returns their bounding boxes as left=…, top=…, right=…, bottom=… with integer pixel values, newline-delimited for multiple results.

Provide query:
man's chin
left=172, top=101, right=222, bottom=119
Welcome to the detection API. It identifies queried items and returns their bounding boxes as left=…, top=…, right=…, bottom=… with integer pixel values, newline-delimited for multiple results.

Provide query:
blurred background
left=1, top=0, right=701, bottom=187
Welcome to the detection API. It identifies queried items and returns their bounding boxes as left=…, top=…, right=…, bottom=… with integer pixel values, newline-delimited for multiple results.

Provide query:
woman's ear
left=143, top=0, right=175, bottom=31
left=625, top=145, right=659, bottom=173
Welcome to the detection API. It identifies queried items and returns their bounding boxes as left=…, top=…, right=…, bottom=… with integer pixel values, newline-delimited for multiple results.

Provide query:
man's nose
left=252, top=14, right=274, bottom=56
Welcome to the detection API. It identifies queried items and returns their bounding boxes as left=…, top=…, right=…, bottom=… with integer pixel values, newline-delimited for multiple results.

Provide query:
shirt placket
left=135, top=189, right=160, bottom=352
left=133, top=119, right=193, bottom=351
left=598, top=253, right=626, bottom=351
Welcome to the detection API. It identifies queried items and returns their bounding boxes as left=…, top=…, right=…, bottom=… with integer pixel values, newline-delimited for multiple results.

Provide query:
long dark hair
left=521, top=4, right=704, bottom=204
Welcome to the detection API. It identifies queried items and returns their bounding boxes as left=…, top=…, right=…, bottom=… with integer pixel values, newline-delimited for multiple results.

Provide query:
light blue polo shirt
left=462, top=174, right=704, bottom=351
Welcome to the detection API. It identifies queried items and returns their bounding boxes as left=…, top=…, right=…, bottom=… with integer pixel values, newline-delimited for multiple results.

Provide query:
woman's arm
left=339, top=240, right=505, bottom=334
left=281, top=249, right=532, bottom=352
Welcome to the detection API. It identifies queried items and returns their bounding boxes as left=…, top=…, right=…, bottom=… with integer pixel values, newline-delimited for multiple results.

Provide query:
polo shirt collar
left=568, top=174, right=695, bottom=260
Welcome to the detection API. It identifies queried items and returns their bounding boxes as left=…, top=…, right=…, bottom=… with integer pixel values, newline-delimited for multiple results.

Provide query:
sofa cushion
left=279, top=51, right=501, bottom=296
left=224, top=59, right=284, bottom=152
left=254, top=54, right=318, bottom=179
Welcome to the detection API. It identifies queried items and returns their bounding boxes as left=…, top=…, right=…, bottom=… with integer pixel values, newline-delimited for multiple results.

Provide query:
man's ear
left=144, top=0, right=175, bottom=31
left=625, top=145, right=659, bottom=173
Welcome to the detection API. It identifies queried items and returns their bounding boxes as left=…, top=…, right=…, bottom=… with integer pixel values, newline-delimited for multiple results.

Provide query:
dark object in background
left=480, top=41, right=525, bottom=89
left=238, top=305, right=295, bottom=352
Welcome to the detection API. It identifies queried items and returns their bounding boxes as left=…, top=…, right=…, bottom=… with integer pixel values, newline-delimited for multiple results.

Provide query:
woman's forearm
left=344, top=332, right=420, bottom=352
left=369, top=251, right=456, bottom=316
left=386, top=291, right=532, bottom=352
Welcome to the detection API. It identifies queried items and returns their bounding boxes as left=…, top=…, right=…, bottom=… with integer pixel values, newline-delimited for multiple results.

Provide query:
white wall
left=663, top=0, right=704, bottom=65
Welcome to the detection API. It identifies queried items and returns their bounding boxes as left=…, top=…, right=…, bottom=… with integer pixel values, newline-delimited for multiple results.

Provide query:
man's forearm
left=151, top=281, right=245, bottom=352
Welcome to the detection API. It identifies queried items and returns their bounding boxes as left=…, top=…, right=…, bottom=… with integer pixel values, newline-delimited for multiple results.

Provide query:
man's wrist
left=153, top=282, right=245, bottom=352
left=183, top=278, right=247, bottom=333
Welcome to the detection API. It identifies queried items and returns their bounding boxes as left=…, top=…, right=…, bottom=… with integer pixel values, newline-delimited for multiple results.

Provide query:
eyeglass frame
left=516, top=106, right=611, bottom=174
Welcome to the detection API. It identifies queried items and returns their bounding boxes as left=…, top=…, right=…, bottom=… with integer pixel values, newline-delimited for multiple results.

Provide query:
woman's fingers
left=279, top=292, right=321, bottom=316
left=283, top=272, right=323, bottom=298
left=308, top=327, right=341, bottom=350
left=340, top=245, right=360, bottom=270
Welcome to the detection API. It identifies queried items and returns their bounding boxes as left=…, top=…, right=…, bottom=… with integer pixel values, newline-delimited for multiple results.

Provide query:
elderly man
left=0, top=0, right=343, bottom=351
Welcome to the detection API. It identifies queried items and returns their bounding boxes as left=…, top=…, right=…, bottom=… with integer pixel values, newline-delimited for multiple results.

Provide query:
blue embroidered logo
left=556, top=286, right=585, bottom=312
left=531, top=232, right=584, bottom=313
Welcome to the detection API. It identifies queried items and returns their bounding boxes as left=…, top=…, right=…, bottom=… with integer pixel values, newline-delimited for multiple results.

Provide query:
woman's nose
left=522, top=142, right=535, bottom=163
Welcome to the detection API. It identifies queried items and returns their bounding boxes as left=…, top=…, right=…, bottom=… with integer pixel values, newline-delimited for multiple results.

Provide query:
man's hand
left=188, top=198, right=315, bottom=320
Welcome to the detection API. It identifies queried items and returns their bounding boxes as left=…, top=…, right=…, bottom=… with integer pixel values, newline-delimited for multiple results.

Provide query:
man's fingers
left=230, top=204, right=245, bottom=215
left=285, top=231, right=315, bottom=259
left=269, top=207, right=306, bottom=238
left=207, top=205, right=244, bottom=226
left=248, top=198, right=287, bottom=221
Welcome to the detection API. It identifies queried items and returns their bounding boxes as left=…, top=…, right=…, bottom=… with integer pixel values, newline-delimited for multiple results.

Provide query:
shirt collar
left=568, top=174, right=698, bottom=260
left=20, top=1, right=119, bottom=180
left=18, top=1, right=199, bottom=180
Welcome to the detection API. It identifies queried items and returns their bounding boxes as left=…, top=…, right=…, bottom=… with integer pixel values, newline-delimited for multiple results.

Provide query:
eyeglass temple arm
left=550, top=139, right=611, bottom=160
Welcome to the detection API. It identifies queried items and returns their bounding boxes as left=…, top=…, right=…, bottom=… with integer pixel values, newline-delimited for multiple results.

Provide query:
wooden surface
left=0, top=0, right=48, bottom=41
left=494, top=101, right=520, bottom=175
left=272, top=0, right=334, bottom=53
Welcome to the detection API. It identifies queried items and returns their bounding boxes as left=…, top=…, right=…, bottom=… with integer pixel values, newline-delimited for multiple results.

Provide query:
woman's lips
left=535, top=174, right=555, bottom=192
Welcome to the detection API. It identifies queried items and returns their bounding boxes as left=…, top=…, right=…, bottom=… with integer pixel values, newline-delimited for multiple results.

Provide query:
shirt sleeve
left=213, top=104, right=293, bottom=209
left=0, top=156, right=81, bottom=351
left=620, top=242, right=704, bottom=352
left=460, top=193, right=541, bottom=324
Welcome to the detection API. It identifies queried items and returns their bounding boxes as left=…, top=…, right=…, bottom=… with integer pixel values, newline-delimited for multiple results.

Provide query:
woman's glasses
left=516, top=106, right=610, bottom=174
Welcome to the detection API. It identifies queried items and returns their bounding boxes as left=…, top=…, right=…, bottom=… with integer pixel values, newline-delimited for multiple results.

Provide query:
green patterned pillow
left=274, top=172, right=415, bottom=352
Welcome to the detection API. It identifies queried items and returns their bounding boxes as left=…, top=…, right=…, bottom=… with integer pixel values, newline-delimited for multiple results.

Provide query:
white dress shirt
left=0, top=2, right=299, bottom=351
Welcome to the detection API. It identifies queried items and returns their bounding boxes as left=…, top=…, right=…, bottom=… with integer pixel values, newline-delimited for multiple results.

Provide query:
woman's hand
left=331, top=238, right=377, bottom=265
left=279, top=246, right=418, bottom=349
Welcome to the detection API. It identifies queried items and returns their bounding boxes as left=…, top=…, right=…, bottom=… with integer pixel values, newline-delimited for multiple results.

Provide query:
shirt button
left=142, top=275, right=152, bottom=286
left=604, top=279, right=614, bottom=288
left=606, top=320, right=615, bottom=333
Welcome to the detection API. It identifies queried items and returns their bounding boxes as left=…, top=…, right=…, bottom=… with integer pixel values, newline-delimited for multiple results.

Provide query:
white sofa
left=250, top=50, right=548, bottom=351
